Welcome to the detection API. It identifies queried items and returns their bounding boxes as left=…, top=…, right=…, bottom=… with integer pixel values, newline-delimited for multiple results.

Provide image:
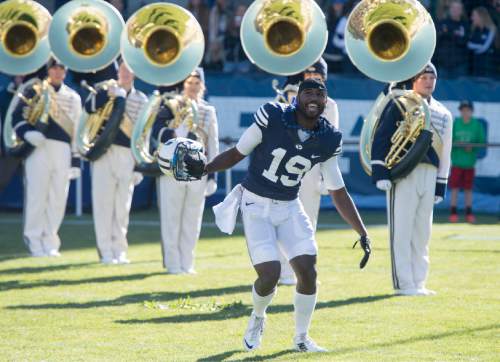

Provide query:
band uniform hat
left=413, top=62, right=437, bottom=81
left=304, top=57, right=328, bottom=81
left=188, top=67, right=205, bottom=84
left=458, top=100, right=474, bottom=110
left=46, top=57, right=67, bottom=71
left=298, top=78, right=327, bottom=94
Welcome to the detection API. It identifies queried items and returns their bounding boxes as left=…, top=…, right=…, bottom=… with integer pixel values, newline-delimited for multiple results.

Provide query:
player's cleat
left=243, top=312, right=266, bottom=351
left=448, top=214, right=459, bottom=223
left=116, top=252, right=130, bottom=264
left=47, top=249, right=61, bottom=257
left=293, top=334, right=328, bottom=353
left=466, top=214, right=476, bottom=223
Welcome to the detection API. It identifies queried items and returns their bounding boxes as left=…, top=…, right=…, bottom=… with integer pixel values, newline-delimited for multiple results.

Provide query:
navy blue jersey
left=242, top=102, right=342, bottom=201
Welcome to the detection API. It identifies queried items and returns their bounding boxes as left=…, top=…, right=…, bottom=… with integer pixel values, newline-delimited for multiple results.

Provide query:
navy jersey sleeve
left=84, top=89, right=109, bottom=113
left=253, top=102, right=285, bottom=132
left=371, top=100, right=401, bottom=183
left=12, top=87, right=37, bottom=139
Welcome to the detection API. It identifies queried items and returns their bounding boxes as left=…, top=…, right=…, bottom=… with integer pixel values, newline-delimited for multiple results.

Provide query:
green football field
left=0, top=209, right=499, bottom=361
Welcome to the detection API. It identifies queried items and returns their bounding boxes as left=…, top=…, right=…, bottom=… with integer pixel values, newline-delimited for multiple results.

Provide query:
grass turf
left=0, top=209, right=499, bottom=361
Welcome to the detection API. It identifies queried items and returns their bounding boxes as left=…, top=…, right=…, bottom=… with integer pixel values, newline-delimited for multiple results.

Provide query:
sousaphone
left=345, top=0, right=436, bottom=179
left=0, top=0, right=52, bottom=158
left=122, top=3, right=204, bottom=175
left=240, top=0, right=328, bottom=75
left=49, top=0, right=126, bottom=161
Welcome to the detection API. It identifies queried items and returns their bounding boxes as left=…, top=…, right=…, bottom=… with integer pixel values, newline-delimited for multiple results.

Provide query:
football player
left=280, top=58, right=339, bottom=285
left=184, top=78, right=371, bottom=353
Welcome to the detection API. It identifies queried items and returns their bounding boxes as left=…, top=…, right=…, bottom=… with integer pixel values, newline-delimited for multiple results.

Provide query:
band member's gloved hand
left=184, top=154, right=207, bottom=180
left=108, top=86, right=126, bottom=98
left=376, top=179, right=392, bottom=191
left=205, top=178, right=217, bottom=196
left=353, top=235, right=371, bottom=269
left=68, top=167, right=81, bottom=180
left=133, top=172, right=144, bottom=186
left=434, top=196, right=443, bottom=204
left=24, top=131, right=46, bottom=147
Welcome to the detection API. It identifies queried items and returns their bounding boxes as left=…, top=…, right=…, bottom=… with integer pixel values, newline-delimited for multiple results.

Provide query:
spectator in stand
left=449, top=100, right=486, bottom=223
left=323, top=0, right=346, bottom=73
left=467, top=6, right=497, bottom=76
left=205, top=0, right=231, bottom=71
left=331, top=0, right=359, bottom=75
left=434, top=0, right=470, bottom=78
left=187, top=0, right=211, bottom=47
left=491, top=0, right=500, bottom=27
left=223, top=4, right=250, bottom=73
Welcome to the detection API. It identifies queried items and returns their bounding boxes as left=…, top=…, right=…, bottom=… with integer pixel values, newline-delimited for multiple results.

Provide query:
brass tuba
left=0, top=0, right=52, bottom=158
left=345, top=0, right=436, bottom=179
left=123, top=3, right=205, bottom=175
left=3, top=78, right=51, bottom=158
left=48, top=0, right=126, bottom=160
left=120, top=3, right=205, bottom=86
left=48, top=0, right=124, bottom=72
left=0, top=0, right=52, bottom=75
left=77, top=80, right=126, bottom=161
left=240, top=0, right=328, bottom=75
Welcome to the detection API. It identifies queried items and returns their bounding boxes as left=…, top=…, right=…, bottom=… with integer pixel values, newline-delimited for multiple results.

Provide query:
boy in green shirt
left=449, top=100, right=486, bottom=223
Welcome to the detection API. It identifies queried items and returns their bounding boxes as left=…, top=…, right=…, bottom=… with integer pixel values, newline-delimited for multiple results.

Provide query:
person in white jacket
left=157, top=67, right=219, bottom=274
left=280, top=58, right=340, bottom=285
left=84, top=62, right=148, bottom=264
left=12, top=59, right=81, bottom=257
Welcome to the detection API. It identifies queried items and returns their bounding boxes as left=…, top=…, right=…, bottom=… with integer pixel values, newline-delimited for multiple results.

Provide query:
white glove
left=205, top=179, right=217, bottom=197
left=376, top=179, right=392, bottom=191
left=133, top=172, right=143, bottom=186
left=108, top=85, right=126, bottom=98
left=24, top=131, right=46, bottom=147
left=68, top=167, right=81, bottom=180
left=434, top=196, right=443, bottom=204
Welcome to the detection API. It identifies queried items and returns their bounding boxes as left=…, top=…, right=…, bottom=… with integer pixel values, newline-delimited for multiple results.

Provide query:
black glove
left=184, top=154, right=207, bottom=180
left=352, top=235, right=371, bottom=269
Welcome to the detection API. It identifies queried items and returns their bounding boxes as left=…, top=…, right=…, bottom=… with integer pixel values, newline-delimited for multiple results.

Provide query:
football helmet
left=158, top=137, right=206, bottom=181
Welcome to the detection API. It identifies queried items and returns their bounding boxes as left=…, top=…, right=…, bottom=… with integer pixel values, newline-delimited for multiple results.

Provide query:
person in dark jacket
left=434, top=0, right=470, bottom=78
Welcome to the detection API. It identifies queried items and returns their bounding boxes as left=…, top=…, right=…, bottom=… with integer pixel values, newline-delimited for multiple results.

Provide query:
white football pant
left=388, top=164, right=437, bottom=291
left=157, top=175, right=207, bottom=272
left=23, top=140, right=71, bottom=255
left=279, top=164, right=323, bottom=281
left=241, top=189, right=317, bottom=266
left=91, top=145, right=135, bottom=260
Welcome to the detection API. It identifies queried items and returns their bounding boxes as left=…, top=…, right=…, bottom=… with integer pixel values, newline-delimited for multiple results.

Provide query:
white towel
left=212, top=184, right=243, bottom=234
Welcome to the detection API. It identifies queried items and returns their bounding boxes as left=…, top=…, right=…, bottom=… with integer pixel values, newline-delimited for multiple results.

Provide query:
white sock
left=252, top=284, right=276, bottom=318
left=294, top=291, right=317, bottom=337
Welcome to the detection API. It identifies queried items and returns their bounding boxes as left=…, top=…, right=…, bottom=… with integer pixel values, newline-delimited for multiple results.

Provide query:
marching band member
left=279, top=58, right=340, bottom=285
left=84, top=62, right=148, bottom=264
left=12, top=59, right=82, bottom=257
left=156, top=67, right=219, bottom=274
left=371, top=63, right=453, bottom=296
